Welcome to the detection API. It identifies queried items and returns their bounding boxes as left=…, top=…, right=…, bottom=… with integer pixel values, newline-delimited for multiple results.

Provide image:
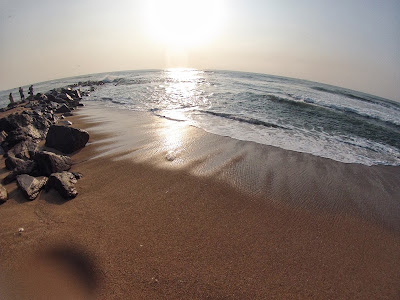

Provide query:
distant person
left=29, top=85, right=33, bottom=99
left=19, top=87, right=25, bottom=101
left=9, top=92, right=14, bottom=104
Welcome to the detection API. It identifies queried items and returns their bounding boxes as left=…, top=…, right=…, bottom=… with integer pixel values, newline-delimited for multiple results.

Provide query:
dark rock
left=0, top=113, right=31, bottom=133
left=58, top=120, right=72, bottom=126
left=55, top=104, right=71, bottom=114
left=33, top=151, right=72, bottom=176
left=46, top=171, right=78, bottom=199
left=3, top=129, right=30, bottom=148
left=3, top=160, right=37, bottom=184
left=0, top=131, right=7, bottom=143
left=0, top=113, right=51, bottom=148
left=60, top=93, right=74, bottom=102
left=75, top=90, right=82, bottom=99
left=64, top=89, right=81, bottom=100
left=0, top=130, right=7, bottom=138
left=46, top=94, right=56, bottom=101
left=32, top=109, right=43, bottom=116
left=7, top=140, right=39, bottom=160
left=16, top=175, right=48, bottom=200
left=47, top=94, right=66, bottom=104
left=7, top=102, right=18, bottom=108
left=24, top=102, right=33, bottom=108
left=5, top=155, right=25, bottom=170
left=31, top=114, right=52, bottom=133
left=63, top=112, right=73, bottom=117
left=45, top=125, right=89, bottom=154
left=34, top=93, right=48, bottom=101
left=0, top=184, right=8, bottom=203
left=71, top=172, right=83, bottom=180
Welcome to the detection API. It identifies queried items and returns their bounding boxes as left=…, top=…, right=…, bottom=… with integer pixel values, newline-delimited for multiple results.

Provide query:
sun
left=144, top=0, right=226, bottom=47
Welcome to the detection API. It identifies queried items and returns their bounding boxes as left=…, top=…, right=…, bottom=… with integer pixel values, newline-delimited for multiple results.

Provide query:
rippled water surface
left=1, top=69, right=400, bottom=165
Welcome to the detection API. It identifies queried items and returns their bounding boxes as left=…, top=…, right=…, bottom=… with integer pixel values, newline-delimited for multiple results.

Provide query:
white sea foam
left=1, top=69, right=399, bottom=166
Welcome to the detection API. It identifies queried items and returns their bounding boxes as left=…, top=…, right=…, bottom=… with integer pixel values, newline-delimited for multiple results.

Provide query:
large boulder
left=0, top=113, right=32, bottom=133
left=0, top=184, right=8, bottom=204
left=45, top=125, right=89, bottom=154
left=46, top=172, right=78, bottom=199
left=3, top=129, right=33, bottom=148
left=16, top=175, right=48, bottom=200
left=33, top=151, right=72, bottom=176
left=0, top=113, right=51, bottom=149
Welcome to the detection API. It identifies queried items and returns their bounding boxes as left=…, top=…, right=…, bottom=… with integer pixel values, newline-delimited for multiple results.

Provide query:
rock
left=24, top=102, right=34, bottom=108
left=0, top=131, right=7, bottom=143
left=5, top=155, right=25, bottom=170
left=46, top=171, right=78, bottom=199
left=71, top=172, right=83, bottom=180
left=74, top=90, right=82, bottom=99
left=47, top=94, right=66, bottom=104
left=4, top=129, right=32, bottom=148
left=0, top=184, right=8, bottom=203
left=58, top=120, right=72, bottom=126
left=3, top=160, right=37, bottom=184
left=30, top=113, right=52, bottom=133
left=45, top=125, right=89, bottom=154
left=7, top=102, right=18, bottom=108
left=32, top=109, right=43, bottom=116
left=60, top=93, right=74, bottom=102
left=63, top=112, right=73, bottom=117
left=0, top=113, right=32, bottom=133
left=34, top=93, right=48, bottom=101
left=64, top=89, right=81, bottom=100
left=7, top=140, right=38, bottom=160
left=16, top=175, right=48, bottom=200
left=55, top=104, right=71, bottom=114
left=0, top=113, right=51, bottom=148
left=33, top=151, right=72, bottom=176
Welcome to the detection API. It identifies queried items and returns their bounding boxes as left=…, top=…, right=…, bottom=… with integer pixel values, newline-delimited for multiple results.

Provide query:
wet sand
left=0, top=104, right=399, bottom=299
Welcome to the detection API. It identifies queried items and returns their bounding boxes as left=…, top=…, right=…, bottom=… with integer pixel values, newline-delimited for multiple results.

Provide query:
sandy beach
left=0, top=103, right=399, bottom=299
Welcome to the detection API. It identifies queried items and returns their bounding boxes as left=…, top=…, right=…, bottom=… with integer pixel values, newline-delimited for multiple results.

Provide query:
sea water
left=1, top=69, right=399, bottom=166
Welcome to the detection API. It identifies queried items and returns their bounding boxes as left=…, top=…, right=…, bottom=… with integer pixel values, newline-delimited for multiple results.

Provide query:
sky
left=0, top=0, right=399, bottom=101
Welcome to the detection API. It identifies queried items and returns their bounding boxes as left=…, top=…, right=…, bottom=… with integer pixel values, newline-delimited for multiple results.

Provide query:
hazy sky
left=0, top=0, right=399, bottom=101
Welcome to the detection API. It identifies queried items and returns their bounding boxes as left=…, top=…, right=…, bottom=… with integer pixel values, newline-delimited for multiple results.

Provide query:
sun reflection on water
left=158, top=68, right=204, bottom=161
left=159, top=68, right=207, bottom=110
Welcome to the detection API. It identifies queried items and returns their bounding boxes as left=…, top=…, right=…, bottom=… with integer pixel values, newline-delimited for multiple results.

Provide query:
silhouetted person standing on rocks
left=29, top=85, right=33, bottom=99
left=19, top=87, right=25, bottom=101
left=9, top=92, right=14, bottom=104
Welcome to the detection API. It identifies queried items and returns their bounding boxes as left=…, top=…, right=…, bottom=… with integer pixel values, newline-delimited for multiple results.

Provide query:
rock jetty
left=0, top=86, right=90, bottom=201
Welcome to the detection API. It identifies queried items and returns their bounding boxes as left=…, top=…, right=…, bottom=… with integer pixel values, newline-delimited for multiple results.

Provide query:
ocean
left=1, top=69, right=400, bottom=166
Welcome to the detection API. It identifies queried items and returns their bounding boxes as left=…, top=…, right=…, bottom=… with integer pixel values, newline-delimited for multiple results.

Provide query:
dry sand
left=0, top=104, right=399, bottom=299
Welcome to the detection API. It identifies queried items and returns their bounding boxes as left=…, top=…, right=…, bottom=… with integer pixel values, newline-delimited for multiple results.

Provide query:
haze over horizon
left=0, top=0, right=399, bottom=101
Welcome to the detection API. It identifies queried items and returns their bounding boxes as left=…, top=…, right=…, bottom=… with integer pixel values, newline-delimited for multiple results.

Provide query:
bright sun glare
left=144, top=0, right=226, bottom=47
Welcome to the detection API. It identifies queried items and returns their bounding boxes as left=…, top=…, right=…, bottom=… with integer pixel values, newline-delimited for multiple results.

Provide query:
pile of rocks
left=0, top=87, right=89, bottom=203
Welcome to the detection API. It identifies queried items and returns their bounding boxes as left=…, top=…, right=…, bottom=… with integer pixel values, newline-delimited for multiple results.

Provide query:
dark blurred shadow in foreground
left=1, top=244, right=100, bottom=300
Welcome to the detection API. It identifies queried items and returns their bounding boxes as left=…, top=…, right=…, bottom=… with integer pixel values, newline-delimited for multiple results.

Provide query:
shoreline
left=76, top=102, right=400, bottom=232
left=0, top=100, right=399, bottom=298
